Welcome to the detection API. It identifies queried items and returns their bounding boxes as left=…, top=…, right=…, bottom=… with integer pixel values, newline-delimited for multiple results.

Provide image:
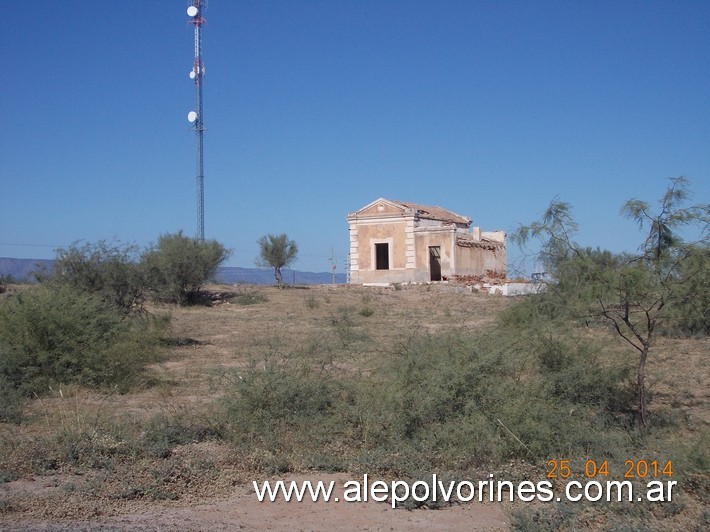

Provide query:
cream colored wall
left=355, top=221, right=408, bottom=281
left=413, top=232, right=453, bottom=279
left=347, top=202, right=507, bottom=283
left=454, top=245, right=507, bottom=276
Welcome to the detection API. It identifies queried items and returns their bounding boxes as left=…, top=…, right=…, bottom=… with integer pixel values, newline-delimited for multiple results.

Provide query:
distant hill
left=0, top=258, right=54, bottom=282
left=0, top=258, right=346, bottom=286
left=217, top=266, right=346, bottom=285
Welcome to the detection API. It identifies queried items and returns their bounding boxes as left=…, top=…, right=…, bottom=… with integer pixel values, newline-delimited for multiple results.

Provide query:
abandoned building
left=346, top=198, right=506, bottom=284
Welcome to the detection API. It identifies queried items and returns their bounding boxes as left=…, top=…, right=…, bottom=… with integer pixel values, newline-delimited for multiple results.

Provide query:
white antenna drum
left=187, top=6, right=198, bottom=17
left=187, top=111, right=198, bottom=123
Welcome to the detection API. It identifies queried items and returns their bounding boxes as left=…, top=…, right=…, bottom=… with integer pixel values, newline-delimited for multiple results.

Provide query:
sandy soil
left=3, top=473, right=510, bottom=531
left=2, top=283, right=707, bottom=530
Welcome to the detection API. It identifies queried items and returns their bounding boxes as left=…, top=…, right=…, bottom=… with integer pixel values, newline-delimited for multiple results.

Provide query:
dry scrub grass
left=1, top=284, right=506, bottom=522
left=1, top=283, right=707, bottom=530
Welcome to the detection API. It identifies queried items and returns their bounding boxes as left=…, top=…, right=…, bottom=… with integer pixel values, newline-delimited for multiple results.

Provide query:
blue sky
left=2, top=1, right=708, bottom=275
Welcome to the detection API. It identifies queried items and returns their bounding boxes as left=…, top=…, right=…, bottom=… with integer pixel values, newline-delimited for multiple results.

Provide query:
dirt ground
left=1, top=284, right=514, bottom=531
left=1, top=283, right=707, bottom=530
left=2, top=473, right=510, bottom=531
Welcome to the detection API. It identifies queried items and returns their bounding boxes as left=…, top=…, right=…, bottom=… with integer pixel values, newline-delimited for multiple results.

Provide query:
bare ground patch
left=1, top=283, right=707, bottom=530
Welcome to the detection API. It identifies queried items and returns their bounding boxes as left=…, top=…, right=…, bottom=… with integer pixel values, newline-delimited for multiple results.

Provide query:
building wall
left=347, top=200, right=506, bottom=284
left=412, top=230, right=455, bottom=282
left=454, top=242, right=506, bottom=277
left=350, top=220, right=411, bottom=283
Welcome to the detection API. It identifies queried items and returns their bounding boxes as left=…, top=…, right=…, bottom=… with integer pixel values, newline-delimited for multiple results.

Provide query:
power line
left=0, top=242, right=66, bottom=249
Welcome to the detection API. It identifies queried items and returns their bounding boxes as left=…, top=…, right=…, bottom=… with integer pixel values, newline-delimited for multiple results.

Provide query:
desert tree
left=513, top=177, right=709, bottom=428
left=256, top=233, right=298, bottom=286
left=614, top=177, right=709, bottom=425
left=142, top=231, right=230, bottom=305
left=623, top=176, right=708, bottom=261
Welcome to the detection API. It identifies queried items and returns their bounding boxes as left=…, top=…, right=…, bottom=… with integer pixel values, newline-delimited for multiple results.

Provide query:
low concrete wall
left=480, top=282, right=544, bottom=296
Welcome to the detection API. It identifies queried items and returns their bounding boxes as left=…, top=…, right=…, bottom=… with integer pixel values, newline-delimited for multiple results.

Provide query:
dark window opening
left=429, top=246, right=442, bottom=281
left=375, top=243, right=389, bottom=270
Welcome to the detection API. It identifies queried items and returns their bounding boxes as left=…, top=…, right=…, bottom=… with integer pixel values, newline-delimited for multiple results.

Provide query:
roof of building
left=390, top=200, right=471, bottom=226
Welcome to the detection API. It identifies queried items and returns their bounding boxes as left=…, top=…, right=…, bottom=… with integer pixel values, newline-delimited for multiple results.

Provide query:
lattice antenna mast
left=186, top=1, right=206, bottom=241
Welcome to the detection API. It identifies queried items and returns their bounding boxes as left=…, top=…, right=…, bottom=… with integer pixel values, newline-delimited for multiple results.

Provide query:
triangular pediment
left=348, top=198, right=471, bottom=226
left=349, top=198, right=408, bottom=218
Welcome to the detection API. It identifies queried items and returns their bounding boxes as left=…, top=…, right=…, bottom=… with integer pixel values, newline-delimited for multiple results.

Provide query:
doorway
left=375, top=243, right=390, bottom=270
left=429, top=246, right=441, bottom=281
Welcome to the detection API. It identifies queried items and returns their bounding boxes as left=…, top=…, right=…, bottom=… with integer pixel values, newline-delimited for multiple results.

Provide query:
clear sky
left=2, top=1, right=708, bottom=275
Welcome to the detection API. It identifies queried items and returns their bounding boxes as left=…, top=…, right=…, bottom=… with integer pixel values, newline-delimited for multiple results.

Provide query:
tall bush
left=52, top=240, right=147, bottom=313
left=143, top=231, right=230, bottom=305
left=0, top=284, right=165, bottom=396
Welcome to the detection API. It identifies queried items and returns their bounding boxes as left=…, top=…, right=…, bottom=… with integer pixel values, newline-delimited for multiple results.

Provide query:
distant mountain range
left=216, top=266, right=346, bottom=285
left=0, top=258, right=53, bottom=281
left=0, top=258, right=346, bottom=286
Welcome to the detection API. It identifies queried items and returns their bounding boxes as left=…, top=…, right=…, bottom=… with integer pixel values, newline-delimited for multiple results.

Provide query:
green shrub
left=304, top=294, right=320, bottom=309
left=533, top=334, right=634, bottom=415
left=142, top=409, right=224, bottom=458
left=143, top=231, right=230, bottom=305
left=359, top=329, right=633, bottom=472
left=0, top=285, right=165, bottom=395
left=0, top=375, right=24, bottom=423
left=0, top=274, right=16, bottom=294
left=219, top=323, right=636, bottom=478
left=233, top=289, right=267, bottom=306
left=52, top=240, right=147, bottom=313
left=667, top=245, right=710, bottom=336
left=358, top=307, right=374, bottom=317
left=223, top=352, right=350, bottom=447
left=328, top=305, right=366, bottom=347
left=511, top=502, right=579, bottom=531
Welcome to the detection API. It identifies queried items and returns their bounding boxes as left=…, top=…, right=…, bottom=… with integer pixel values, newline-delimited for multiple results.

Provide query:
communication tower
left=186, top=1, right=206, bottom=240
